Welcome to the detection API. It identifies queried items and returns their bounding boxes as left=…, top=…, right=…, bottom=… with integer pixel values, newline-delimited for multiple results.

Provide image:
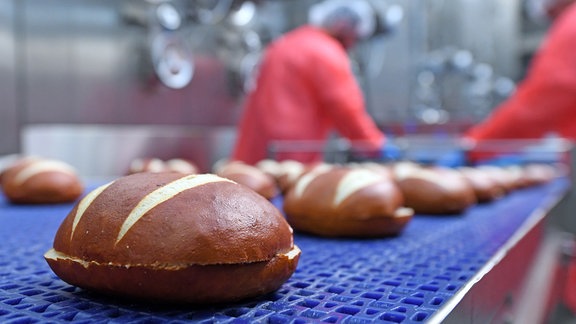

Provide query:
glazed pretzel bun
left=127, top=158, right=166, bottom=174
left=522, top=163, right=558, bottom=186
left=255, top=159, right=309, bottom=194
left=474, top=165, right=521, bottom=193
left=215, top=161, right=279, bottom=199
left=1, top=157, right=84, bottom=204
left=393, top=162, right=477, bottom=214
left=283, top=166, right=413, bottom=237
left=44, top=172, right=300, bottom=304
left=127, top=158, right=198, bottom=175
left=164, top=158, right=199, bottom=174
left=458, top=167, right=506, bottom=203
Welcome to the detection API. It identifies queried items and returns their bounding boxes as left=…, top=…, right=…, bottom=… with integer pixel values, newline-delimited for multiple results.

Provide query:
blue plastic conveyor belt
left=0, top=178, right=570, bottom=323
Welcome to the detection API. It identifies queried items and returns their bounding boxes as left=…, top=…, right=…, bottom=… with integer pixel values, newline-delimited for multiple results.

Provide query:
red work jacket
left=466, top=4, right=576, bottom=142
left=231, top=26, right=384, bottom=165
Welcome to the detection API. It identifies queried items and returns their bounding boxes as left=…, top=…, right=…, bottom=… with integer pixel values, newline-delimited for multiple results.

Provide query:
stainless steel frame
left=0, top=0, right=553, bottom=176
left=0, top=0, right=19, bottom=156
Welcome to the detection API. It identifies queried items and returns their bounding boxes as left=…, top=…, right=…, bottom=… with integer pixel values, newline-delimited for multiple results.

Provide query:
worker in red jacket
left=464, top=0, right=576, bottom=316
left=464, top=0, right=576, bottom=158
left=231, top=0, right=389, bottom=165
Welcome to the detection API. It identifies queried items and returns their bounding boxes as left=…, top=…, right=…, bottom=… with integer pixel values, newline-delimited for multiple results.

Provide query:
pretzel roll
left=275, top=160, right=308, bottom=193
left=458, top=167, right=506, bottom=203
left=215, top=161, right=279, bottom=199
left=127, top=158, right=198, bottom=175
left=522, top=163, right=558, bottom=186
left=256, top=159, right=283, bottom=178
left=393, top=163, right=477, bottom=215
left=255, top=160, right=331, bottom=195
left=44, top=172, right=300, bottom=304
left=127, top=158, right=166, bottom=174
left=283, top=167, right=413, bottom=237
left=164, top=159, right=199, bottom=174
left=1, top=157, right=83, bottom=204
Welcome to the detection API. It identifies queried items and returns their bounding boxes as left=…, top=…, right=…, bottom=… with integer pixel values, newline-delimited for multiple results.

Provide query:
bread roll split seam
left=394, top=207, right=415, bottom=218
left=44, top=245, right=302, bottom=270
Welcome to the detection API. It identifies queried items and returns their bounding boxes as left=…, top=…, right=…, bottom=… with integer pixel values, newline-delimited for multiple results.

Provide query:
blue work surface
left=0, top=179, right=569, bottom=323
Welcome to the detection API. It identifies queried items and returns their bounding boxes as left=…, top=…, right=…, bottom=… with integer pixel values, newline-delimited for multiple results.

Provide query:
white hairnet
left=525, top=0, right=550, bottom=21
left=308, top=0, right=376, bottom=39
left=525, top=0, right=570, bottom=21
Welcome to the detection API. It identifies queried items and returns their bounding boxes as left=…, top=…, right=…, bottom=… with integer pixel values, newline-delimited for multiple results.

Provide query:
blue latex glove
left=475, top=154, right=524, bottom=167
left=435, top=150, right=467, bottom=168
left=380, top=141, right=402, bottom=161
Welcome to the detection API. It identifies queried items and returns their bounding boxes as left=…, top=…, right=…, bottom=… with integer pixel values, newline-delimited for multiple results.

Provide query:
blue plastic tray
left=0, top=179, right=569, bottom=323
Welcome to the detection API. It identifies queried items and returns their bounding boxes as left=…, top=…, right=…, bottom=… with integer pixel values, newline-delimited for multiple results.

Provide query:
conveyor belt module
left=0, top=178, right=569, bottom=323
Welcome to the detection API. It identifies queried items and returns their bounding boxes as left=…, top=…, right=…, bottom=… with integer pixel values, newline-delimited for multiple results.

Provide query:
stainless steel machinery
left=0, top=0, right=551, bottom=176
left=0, top=0, right=19, bottom=157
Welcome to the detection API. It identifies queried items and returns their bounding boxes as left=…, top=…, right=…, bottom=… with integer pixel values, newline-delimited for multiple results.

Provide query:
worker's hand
left=467, top=137, right=566, bottom=166
left=435, top=150, right=467, bottom=167
left=380, top=141, right=402, bottom=161
left=347, top=141, right=401, bottom=162
left=400, top=136, right=468, bottom=167
left=473, top=154, right=524, bottom=166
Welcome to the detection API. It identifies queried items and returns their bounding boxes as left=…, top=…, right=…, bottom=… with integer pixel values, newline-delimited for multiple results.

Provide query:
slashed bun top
left=0, top=156, right=84, bottom=204
left=2, top=156, right=79, bottom=184
left=392, top=162, right=477, bottom=214
left=52, top=172, right=294, bottom=266
left=284, top=165, right=410, bottom=219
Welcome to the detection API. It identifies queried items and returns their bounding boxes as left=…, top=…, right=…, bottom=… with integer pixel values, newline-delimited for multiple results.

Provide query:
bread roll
left=164, top=158, right=199, bottom=174
left=458, top=167, right=506, bottom=203
left=1, top=157, right=84, bottom=204
left=283, top=166, right=413, bottom=237
left=277, top=160, right=336, bottom=194
left=255, top=159, right=283, bottom=178
left=522, top=163, right=557, bottom=186
left=215, top=161, right=279, bottom=199
left=127, top=158, right=198, bottom=175
left=475, top=165, right=519, bottom=193
left=44, top=172, right=300, bottom=304
left=507, top=165, right=533, bottom=189
left=275, top=160, right=308, bottom=193
left=393, top=162, right=476, bottom=214
left=127, top=158, right=166, bottom=174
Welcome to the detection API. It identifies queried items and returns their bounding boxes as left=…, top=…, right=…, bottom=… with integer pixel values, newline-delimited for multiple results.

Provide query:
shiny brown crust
left=283, top=167, right=413, bottom=237
left=215, top=161, right=279, bottom=199
left=394, top=165, right=477, bottom=214
left=1, top=157, right=84, bottom=204
left=45, top=172, right=300, bottom=303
